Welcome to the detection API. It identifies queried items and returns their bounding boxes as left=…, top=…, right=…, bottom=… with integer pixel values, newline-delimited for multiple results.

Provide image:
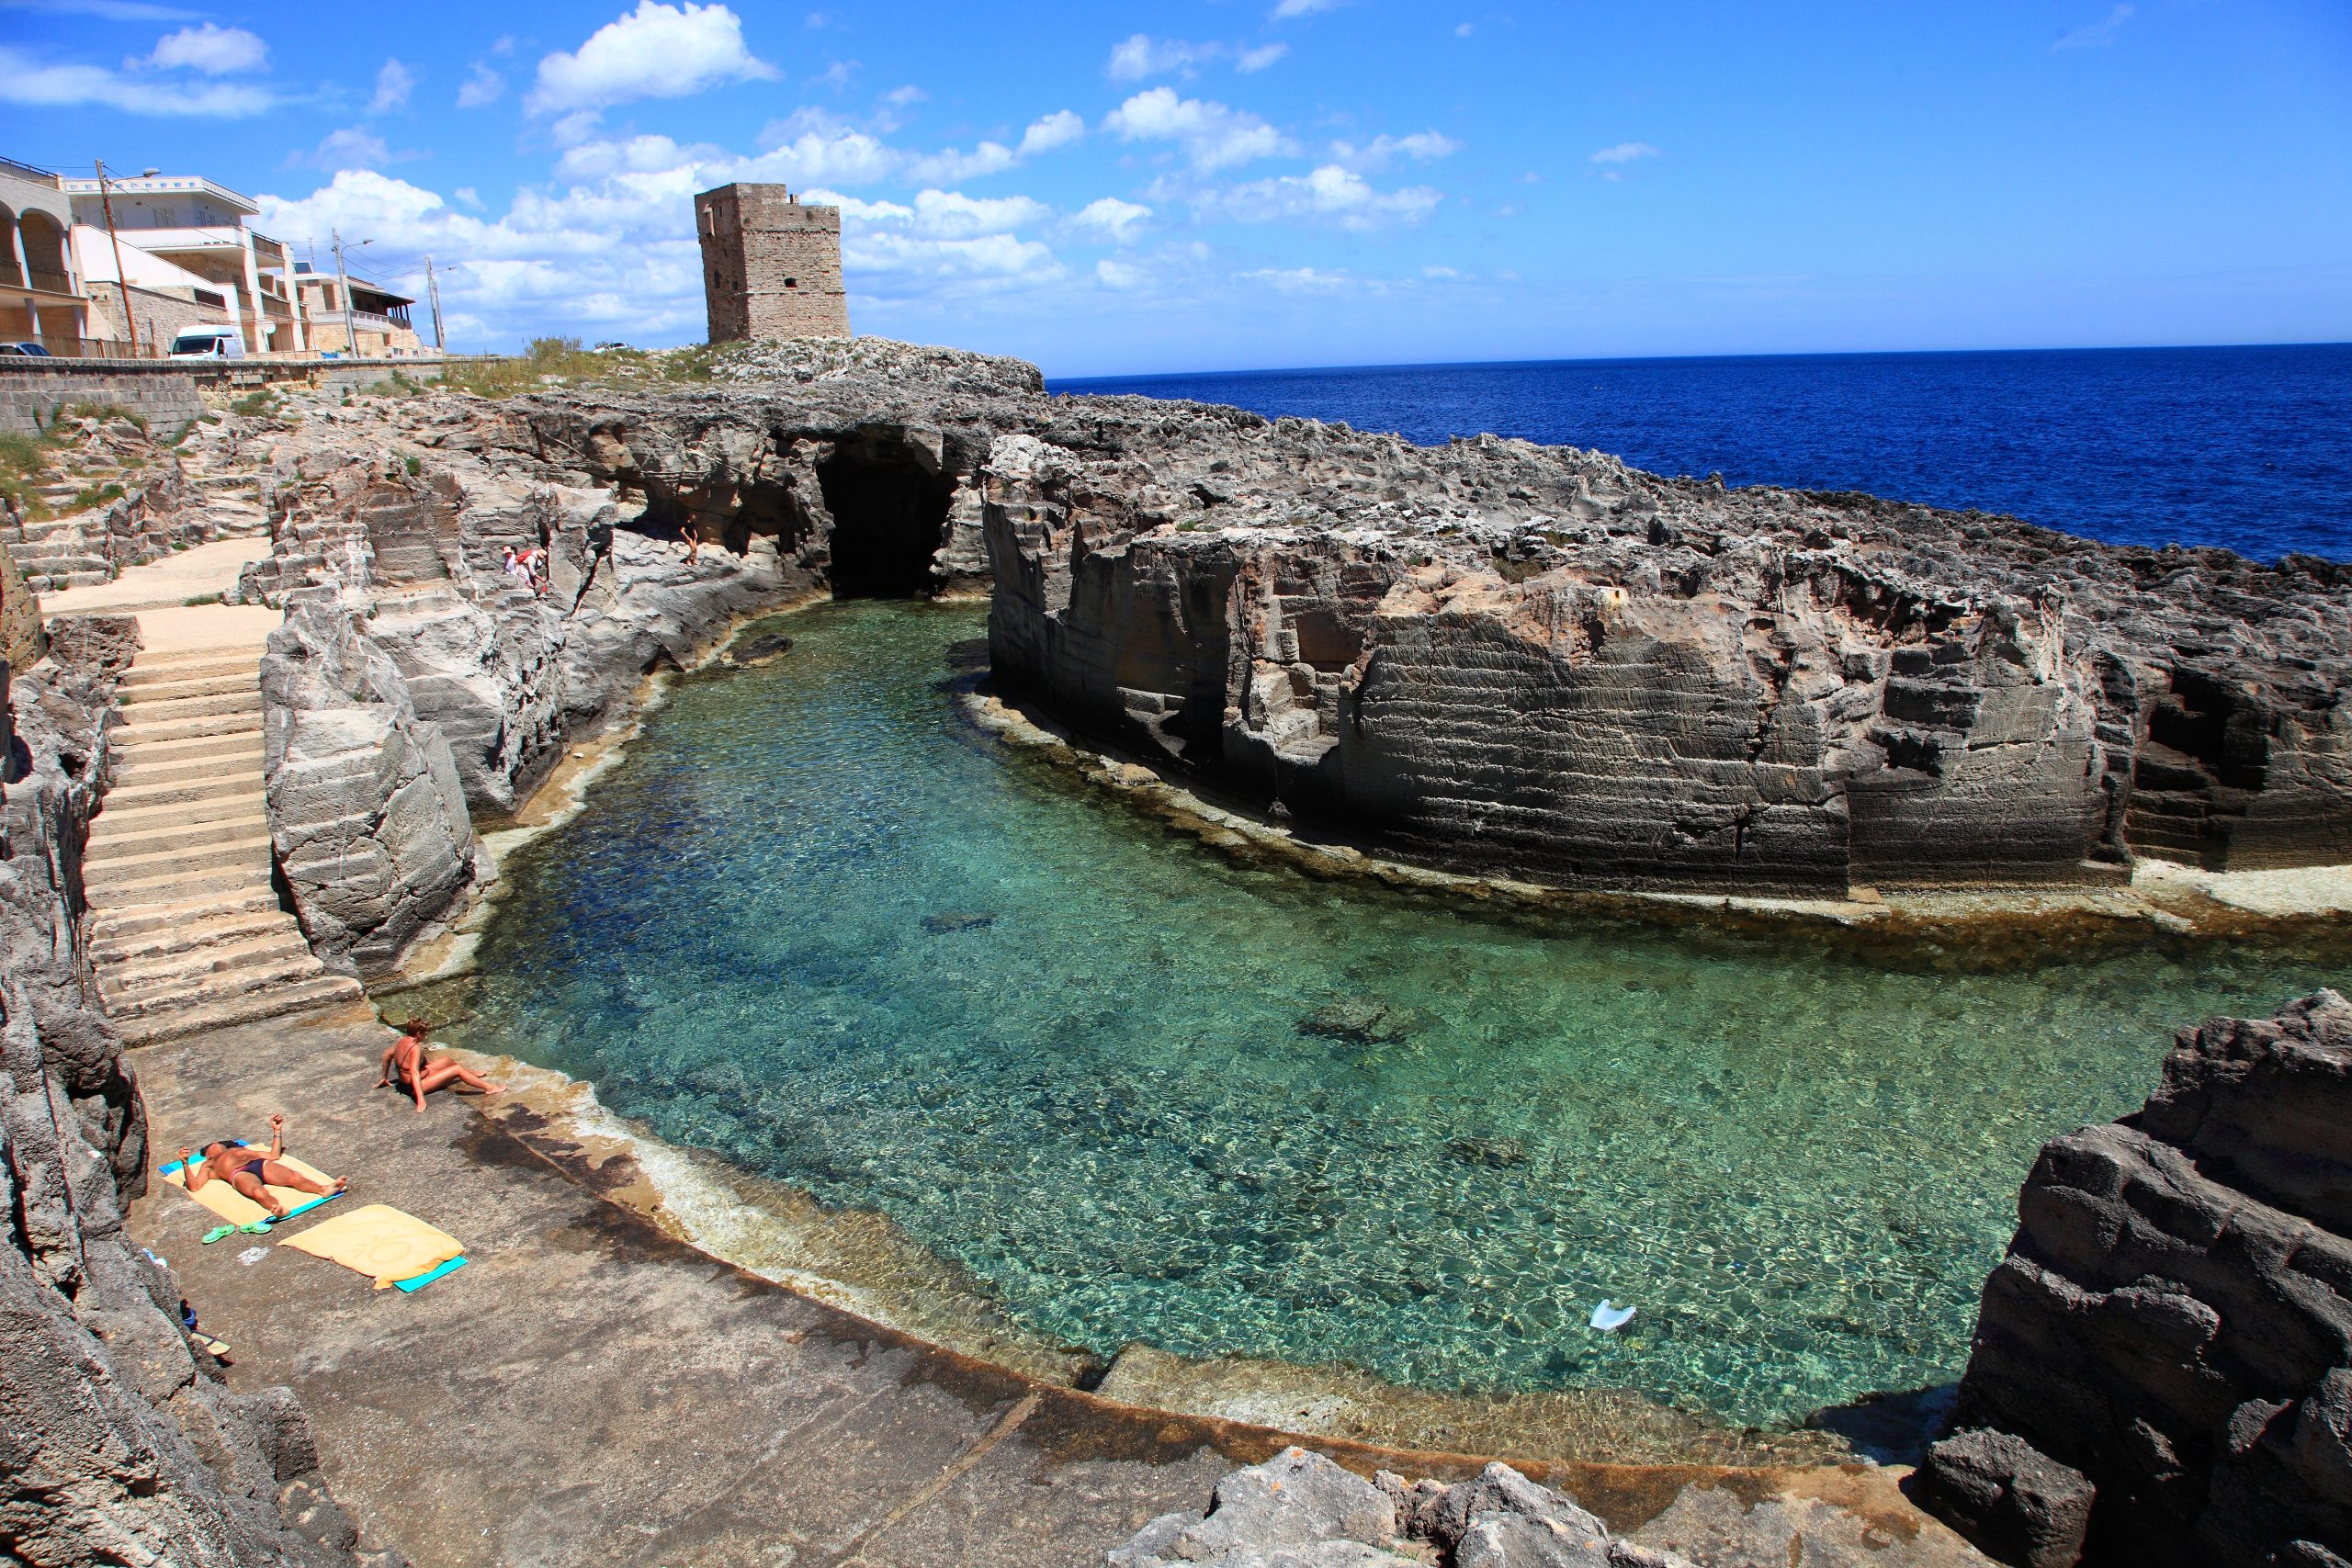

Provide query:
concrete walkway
left=129, top=1016, right=1989, bottom=1568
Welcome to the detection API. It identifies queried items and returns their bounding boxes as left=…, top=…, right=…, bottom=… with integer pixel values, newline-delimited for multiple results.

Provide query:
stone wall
left=84, top=282, right=232, bottom=356
left=1919, top=991, right=2352, bottom=1568
left=0, top=359, right=434, bottom=435
left=0, top=649, right=388, bottom=1568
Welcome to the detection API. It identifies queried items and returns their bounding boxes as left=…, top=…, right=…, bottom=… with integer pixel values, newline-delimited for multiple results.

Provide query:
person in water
left=178, top=1114, right=347, bottom=1218
left=378, top=1020, right=506, bottom=1112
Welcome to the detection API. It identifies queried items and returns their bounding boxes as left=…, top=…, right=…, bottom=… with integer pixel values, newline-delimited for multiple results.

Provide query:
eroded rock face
left=1922, top=990, right=2352, bottom=1567
left=260, top=590, right=478, bottom=974
left=0, top=664, right=384, bottom=1567
left=487, top=344, right=2349, bottom=896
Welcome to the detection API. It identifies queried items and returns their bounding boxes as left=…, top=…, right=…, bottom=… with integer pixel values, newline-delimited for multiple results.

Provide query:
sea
left=1052, top=344, right=2352, bottom=564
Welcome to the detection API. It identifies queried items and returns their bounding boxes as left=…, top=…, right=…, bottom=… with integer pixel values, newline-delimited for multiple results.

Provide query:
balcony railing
left=27, top=270, right=75, bottom=297
left=0, top=334, right=164, bottom=359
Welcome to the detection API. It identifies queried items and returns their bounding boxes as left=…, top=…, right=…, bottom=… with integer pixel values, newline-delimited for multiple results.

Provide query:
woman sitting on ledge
left=179, top=1114, right=347, bottom=1217
left=378, top=1020, right=506, bottom=1113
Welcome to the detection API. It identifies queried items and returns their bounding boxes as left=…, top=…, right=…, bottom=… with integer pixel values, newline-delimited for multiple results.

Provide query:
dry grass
left=434, top=336, right=736, bottom=399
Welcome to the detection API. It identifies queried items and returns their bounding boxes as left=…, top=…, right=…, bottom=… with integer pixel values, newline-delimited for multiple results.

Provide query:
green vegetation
left=0, top=429, right=62, bottom=515
left=404, top=454, right=424, bottom=476
left=434, top=336, right=733, bottom=399
left=70, top=481, right=128, bottom=511
left=165, top=419, right=198, bottom=446
left=60, top=400, right=145, bottom=432
left=231, top=389, right=279, bottom=418
left=365, top=370, right=428, bottom=399
left=182, top=592, right=223, bottom=606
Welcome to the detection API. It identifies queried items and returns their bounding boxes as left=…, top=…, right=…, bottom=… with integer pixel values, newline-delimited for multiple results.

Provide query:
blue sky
left=2, top=0, right=2346, bottom=374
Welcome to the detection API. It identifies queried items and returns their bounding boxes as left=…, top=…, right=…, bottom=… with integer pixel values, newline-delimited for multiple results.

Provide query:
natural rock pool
left=447, top=600, right=2348, bottom=1434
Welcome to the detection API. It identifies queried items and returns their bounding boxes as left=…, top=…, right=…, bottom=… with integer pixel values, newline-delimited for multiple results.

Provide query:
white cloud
left=1272, top=0, right=1346, bottom=17
left=526, top=1, right=777, bottom=116
left=1454, top=22, right=1473, bottom=38
left=454, top=186, right=484, bottom=209
left=1589, top=141, right=1661, bottom=164
left=882, top=84, right=926, bottom=107
left=1104, top=86, right=1291, bottom=173
left=1237, top=42, right=1288, bottom=73
left=1107, top=34, right=1220, bottom=82
left=147, top=23, right=266, bottom=73
left=1193, top=164, right=1442, bottom=231
left=0, top=44, right=272, bottom=114
left=458, top=62, right=504, bottom=108
left=907, top=189, right=1050, bottom=239
left=1096, top=258, right=1146, bottom=289
left=1019, top=110, right=1085, bottom=157
left=1069, top=197, right=1152, bottom=243
left=369, top=57, right=413, bottom=115
left=289, top=126, right=393, bottom=171
left=1239, top=265, right=1351, bottom=289
left=1330, top=130, right=1460, bottom=169
left=2055, top=3, right=2134, bottom=49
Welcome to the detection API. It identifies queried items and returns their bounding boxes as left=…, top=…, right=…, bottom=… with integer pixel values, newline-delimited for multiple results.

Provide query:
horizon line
left=1045, top=337, right=2352, bottom=386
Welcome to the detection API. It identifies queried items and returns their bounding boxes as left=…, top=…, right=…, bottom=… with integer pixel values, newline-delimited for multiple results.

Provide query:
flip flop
left=238, top=1220, right=274, bottom=1235
left=201, top=1224, right=236, bottom=1245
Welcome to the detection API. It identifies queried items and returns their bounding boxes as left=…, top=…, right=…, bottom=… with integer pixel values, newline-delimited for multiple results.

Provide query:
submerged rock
left=922, top=911, right=997, bottom=933
left=728, top=631, right=795, bottom=667
left=1922, top=989, right=2352, bottom=1567
left=1298, top=999, right=1433, bottom=1044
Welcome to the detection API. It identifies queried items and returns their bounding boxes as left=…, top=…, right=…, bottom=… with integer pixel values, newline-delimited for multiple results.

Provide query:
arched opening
left=817, top=441, right=955, bottom=598
left=0, top=206, right=22, bottom=287
left=17, top=212, right=68, bottom=294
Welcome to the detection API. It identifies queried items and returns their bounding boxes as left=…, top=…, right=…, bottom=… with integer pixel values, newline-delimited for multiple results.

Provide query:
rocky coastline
left=8, top=338, right=2350, bottom=1565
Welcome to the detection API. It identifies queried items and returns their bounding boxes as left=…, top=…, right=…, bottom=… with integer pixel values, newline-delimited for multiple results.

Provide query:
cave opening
left=817, top=447, right=955, bottom=598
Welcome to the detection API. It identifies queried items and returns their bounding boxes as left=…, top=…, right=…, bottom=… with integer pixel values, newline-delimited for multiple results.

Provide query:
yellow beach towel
left=278, top=1204, right=466, bottom=1290
left=165, top=1155, right=341, bottom=1227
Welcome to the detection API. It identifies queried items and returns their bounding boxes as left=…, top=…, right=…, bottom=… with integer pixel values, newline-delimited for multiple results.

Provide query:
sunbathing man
left=377, top=1020, right=505, bottom=1113
left=178, top=1114, right=347, bottom=1218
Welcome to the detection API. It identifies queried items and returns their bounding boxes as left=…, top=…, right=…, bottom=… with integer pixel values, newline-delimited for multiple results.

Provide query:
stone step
left=95, top=906, right=302, bottom=966
left=119, top=668, right=258, bottom=705
left=116, top=974, right=366, bottom=1050
left=30, top=570, right=110, bottom=590
left=134, top=644, right=270, bottom=671
left=113, top=706, right=265, bottom=747
left=115, top=725, right=265, bottom=767
left=101, top=940, right=322, bottom=1011
left=87, top=805, right=268, bottom=858
left=92, top=784, right=266, bottom=834
left=90, top=883, right=283, bottom=942
left=116, top=687, right=263, bottom=724
left=109, top=755, right=266, bottom=800
left=84, top=834, right=272, bottom=891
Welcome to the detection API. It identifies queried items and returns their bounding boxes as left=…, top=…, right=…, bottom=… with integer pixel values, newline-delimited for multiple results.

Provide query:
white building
left=61, top=173, right=308, bottom=354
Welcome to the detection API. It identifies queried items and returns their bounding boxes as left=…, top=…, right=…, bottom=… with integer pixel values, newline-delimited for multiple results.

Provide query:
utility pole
left=331, top=228, right=356, bottom=357
left=424, top=253, right=445, bottom=352
left=94, top=160, right=138, bottom=356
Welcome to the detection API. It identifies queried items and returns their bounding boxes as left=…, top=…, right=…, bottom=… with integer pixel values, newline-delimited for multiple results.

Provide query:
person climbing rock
left=178, top=1115, right=348, bottom=1218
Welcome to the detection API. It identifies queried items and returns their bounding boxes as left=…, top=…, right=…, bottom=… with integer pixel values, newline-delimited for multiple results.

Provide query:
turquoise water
left=456, top=601, right=2348, bottom=1429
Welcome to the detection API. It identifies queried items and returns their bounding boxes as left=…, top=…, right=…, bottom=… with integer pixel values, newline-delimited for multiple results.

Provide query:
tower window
left=785, top=277, right=797, bottom=288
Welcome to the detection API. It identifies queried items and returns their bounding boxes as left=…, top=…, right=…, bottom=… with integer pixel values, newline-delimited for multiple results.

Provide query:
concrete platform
left=40, top=536, right=262, bottom=613
left=129, top=1014, right=1988, bottom=1568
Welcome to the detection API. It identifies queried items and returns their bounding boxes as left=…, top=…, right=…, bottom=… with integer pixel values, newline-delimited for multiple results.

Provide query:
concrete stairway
left=85, top=642, right=363, bottom=1047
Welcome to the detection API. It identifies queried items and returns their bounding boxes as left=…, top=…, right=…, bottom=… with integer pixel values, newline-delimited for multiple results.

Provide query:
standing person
left=376, top=1020, right=505, bottom=1113
left=680, top=517, right=701, bottom=565
left=177, top=1115, right=347, bottom=1218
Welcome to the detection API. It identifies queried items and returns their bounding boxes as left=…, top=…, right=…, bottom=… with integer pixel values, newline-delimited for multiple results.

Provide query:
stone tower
left=695, top=183, right=851, bottom=343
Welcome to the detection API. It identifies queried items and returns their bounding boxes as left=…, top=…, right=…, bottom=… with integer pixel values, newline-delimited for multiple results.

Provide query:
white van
left=167, top=327, right=245, bottom=360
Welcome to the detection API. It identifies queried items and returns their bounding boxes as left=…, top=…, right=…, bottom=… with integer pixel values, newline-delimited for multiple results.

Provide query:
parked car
left=167, top=327, right=245, bottom=360
left=0, top=341, right=51, bottom=356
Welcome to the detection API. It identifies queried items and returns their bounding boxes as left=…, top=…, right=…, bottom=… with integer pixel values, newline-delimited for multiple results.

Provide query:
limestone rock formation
left=1920, top=990, right=2352, bottom=1567
left=0, top=661, right=384, bottom=1567
left=1110, top=1447, right=1693, bottom=1568
left=478, top=344, right=2350, bottom=897
left=260, top=590, right=477, bottom=974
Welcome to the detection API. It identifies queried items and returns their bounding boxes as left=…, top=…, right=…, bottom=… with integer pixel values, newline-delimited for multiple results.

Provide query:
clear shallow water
left=1055, top=344, right=2352, bottom=563
left=457, top=602, right=2349, bottom=1429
